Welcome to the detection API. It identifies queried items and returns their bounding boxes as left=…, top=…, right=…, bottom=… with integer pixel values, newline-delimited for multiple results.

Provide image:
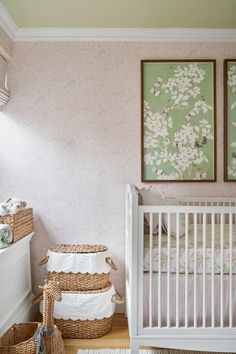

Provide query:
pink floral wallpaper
left=0, top=41, right=236, bottom=307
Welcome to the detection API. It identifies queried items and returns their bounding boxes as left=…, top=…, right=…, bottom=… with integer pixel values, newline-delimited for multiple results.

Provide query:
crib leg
left=130, top=339, right=139, bottom=354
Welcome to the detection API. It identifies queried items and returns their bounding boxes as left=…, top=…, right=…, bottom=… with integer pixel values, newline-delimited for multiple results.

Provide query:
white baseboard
left=0, top=292, right=38, bottom=335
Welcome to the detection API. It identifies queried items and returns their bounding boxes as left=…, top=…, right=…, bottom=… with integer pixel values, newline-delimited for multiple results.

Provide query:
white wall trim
left=13, top=27, right=236, bottom=42
left=0, top=2, right=17, bottom=40
left=0, top=292, right=37, bottom=335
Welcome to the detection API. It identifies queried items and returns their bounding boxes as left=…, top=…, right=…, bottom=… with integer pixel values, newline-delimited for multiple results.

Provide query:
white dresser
left=0, top=233, right=36, bottom=334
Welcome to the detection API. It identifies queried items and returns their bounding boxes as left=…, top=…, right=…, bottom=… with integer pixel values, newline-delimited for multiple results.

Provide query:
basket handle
left=10, top=324, right=20, bottom=331
left=111, top=291, right=124, bottom=304
left=32, top=291, right=43, bottom=304
left=37, top=256, right=49, bottom=266
left=106, top=257, right=118, bottom=271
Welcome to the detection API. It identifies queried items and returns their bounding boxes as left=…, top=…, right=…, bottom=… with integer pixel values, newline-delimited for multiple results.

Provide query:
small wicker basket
left=0, top=322, right=64, bottom=354
left=0, top=322, right=38, bottom=354
left=0, top=279, right=65, bottom=354
left=0, top=208, right=33, bottom=243
left=38, top=244, right=117, bottom=291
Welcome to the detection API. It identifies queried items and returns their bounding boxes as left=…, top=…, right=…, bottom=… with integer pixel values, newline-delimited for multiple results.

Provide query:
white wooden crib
left=125, top=184, right=236, bottom=353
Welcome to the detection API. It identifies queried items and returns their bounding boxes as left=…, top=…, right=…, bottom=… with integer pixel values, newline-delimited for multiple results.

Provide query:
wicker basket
left=0, top=322, right=65, bottom=354
left=0, top=208, right=33, bottom=243
left=38, top=244, right=117, bottom=291
left=39, top=283, right=123, bottom=339
left=0, top=322, right=38, bottom=354
left=55, top=317, right=113, bottom=339
left=0, top=278, right=65, bottom=354
left=47, top=271, right=110, bottom=291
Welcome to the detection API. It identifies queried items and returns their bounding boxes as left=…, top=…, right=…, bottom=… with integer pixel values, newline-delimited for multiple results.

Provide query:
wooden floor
left=63, top=314, right=130, bottom=354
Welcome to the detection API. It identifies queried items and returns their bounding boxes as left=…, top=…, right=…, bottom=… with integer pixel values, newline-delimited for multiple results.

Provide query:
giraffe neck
left=42, top=291, right=54, bottom=329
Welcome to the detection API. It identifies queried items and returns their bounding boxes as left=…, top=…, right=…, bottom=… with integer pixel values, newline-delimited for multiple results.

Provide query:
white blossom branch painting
left=224, top=59, right=236, bottom=181
left=141, top=60, right=216, bottom=182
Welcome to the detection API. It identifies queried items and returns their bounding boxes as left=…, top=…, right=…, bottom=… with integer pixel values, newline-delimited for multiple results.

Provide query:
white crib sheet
left=143, top=224, right=236, bottom=274
left=143, top=273, right=236, bottom=327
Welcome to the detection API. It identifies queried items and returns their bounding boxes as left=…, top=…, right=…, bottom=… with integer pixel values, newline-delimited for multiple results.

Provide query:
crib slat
left=233, top=206, right=236, bottom=224
left=167, top=213, right=171, bottom=328
left=217, top=209, right=220, bottom=224
left=229, top=213, right=233, bottom=328
left=138, top=199, right=236, bottom=333
left=220, top=213, right=224, bottom=328
left=176, top=213, right=179, bottom=328
left=202, top=213, right=206, bottom=328
left=194, top=213, right=197, bottom=328
left=199, top=204, right=202, bottom=224
left=158, top=212, right=162, bottom=328
left=149, top=212, right=153, bottom=328
left=211, top=213, right=215, bottom=328
left=210, top=203, right=214, bottom=225
left=185, top=213, right=189, bottom=328
left=138, top=209, right=144, bottom=335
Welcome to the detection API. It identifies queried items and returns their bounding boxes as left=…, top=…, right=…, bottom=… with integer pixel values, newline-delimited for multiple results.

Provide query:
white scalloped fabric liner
left=47, top=249, right=111, bottom=274
left=40, top=285, right=116, bottom=320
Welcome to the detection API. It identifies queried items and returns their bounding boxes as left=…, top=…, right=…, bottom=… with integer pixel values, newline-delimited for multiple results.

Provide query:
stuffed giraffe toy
left=33, top=278, right=65, bottom=354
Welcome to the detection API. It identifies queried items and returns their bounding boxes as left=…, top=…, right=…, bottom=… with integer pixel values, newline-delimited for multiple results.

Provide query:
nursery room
left=0, top=0, right=236, bottom=353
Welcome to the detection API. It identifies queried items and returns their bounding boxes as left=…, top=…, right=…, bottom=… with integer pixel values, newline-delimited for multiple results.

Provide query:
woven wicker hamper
left=55, top=317, right=113, bottom=339
left=0, top=208, right=33, bottom=243
left=38, top=244, right=117, bottom=291
left=0, top=322, right=38, bottom=354
left=0, top=279, right=65, bottom=354
left=0, top=323, right=64, bottom=354
left=39, top=282, right=123, bottom=339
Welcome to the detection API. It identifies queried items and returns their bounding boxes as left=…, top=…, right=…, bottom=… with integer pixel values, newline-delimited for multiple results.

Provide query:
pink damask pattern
left=0, top=41, right=236, bottom=309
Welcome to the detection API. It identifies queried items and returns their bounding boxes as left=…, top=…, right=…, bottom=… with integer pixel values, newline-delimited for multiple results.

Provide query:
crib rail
left=178, top=197, right=236, bottom=224
left=126, top=185, right=236, bottom=351
left=139, top=204, right=236, bottom=332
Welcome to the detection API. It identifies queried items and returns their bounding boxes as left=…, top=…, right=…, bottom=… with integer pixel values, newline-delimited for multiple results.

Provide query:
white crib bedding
left=143, top=273, right=236, bottom=327
left=143, top=224, right=236, bottom=274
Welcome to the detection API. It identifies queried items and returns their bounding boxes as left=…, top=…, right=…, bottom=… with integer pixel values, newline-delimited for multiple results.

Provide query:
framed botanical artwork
left=141, top=59, right=216, bottom=182
left=224, top=59, right=236, bottom=181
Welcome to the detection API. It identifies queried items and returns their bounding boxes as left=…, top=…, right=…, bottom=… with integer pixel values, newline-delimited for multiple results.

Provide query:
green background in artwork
left=227, top=61, right=236, bottom=180
left=142, top=61, right=215, bottom=181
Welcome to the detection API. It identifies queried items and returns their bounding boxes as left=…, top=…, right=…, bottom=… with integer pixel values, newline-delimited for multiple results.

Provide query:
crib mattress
left=143, top=224, right=236, bottom=274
